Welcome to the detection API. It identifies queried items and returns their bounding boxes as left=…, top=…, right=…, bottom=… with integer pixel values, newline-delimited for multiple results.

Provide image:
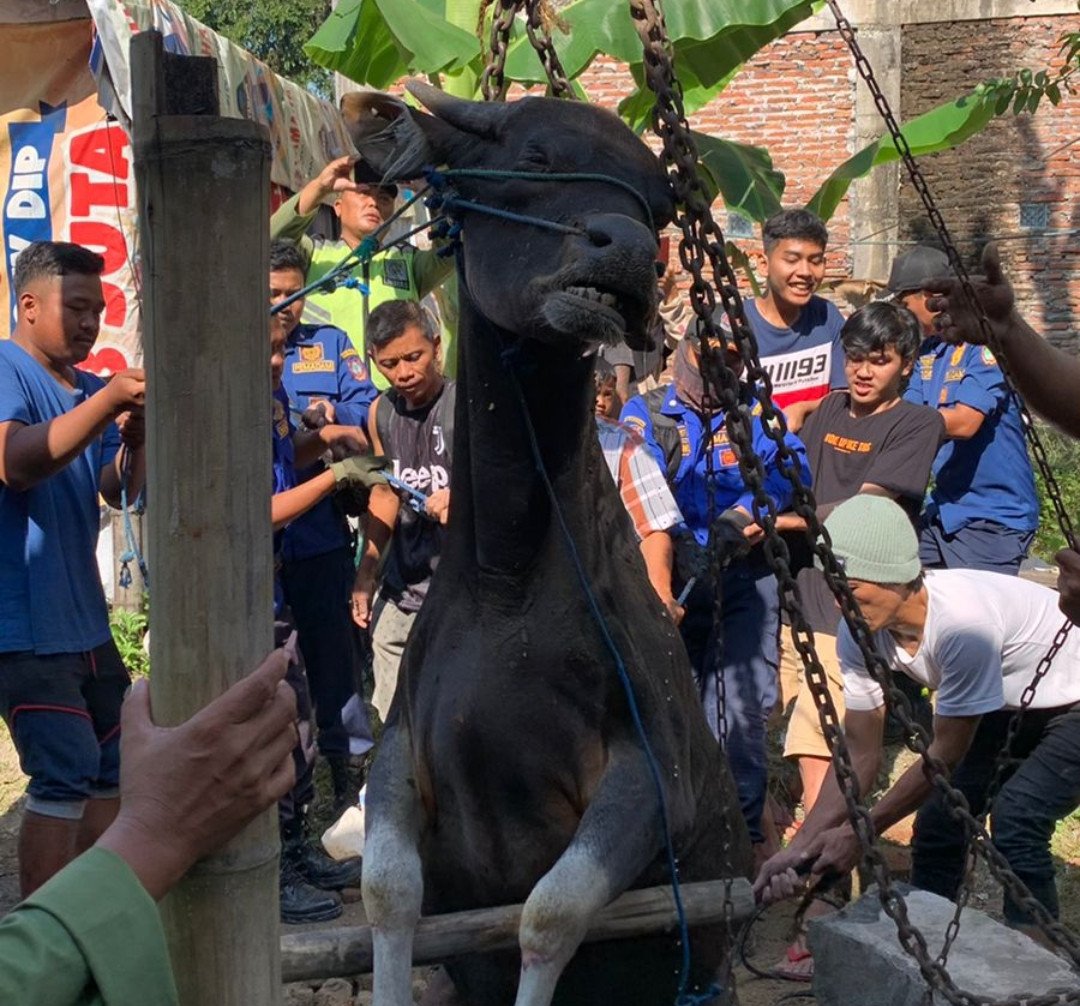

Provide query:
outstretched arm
left=926, top=243, right=1080, bottom=438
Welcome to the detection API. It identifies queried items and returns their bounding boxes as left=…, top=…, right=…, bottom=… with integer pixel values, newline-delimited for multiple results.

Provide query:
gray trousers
left=371, top=594, right=417, bottom=721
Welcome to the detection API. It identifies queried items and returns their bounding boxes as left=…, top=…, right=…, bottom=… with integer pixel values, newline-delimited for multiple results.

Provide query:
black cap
left=352, top=159, right=398, bottom=197
left=885, top=245, right=952, bottom=297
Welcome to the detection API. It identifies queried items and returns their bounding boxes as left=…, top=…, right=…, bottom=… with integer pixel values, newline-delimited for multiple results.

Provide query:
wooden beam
left=281, top=879, right=756, bottom=984
left=131, top=29, right=277, bottom=1006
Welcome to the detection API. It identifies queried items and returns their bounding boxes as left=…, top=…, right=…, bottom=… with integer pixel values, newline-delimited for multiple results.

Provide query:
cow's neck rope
left=498, top=337, right=716, bottom=1006
left=423, top=166, right=657, bottom=242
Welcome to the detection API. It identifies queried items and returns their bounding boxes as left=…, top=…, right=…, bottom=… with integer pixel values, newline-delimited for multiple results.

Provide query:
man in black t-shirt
left=771, top=300, right=943, bottom=978
left=779, top=302, right=944, bottom=809
left=352, top=301, right=454, bottom=724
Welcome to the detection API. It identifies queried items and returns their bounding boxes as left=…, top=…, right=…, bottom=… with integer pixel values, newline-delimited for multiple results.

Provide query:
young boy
left=781, top=301, right=943, bottom=812
left=694, top=209, right=846, bottom=431
left=0, top=241, right=145, bottom=896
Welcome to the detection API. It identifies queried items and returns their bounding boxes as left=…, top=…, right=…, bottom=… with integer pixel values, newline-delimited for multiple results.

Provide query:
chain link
left=481, top=1, right=575, bottom=101
left=632, top=0, right=1080, bottom=1001
left=826, top=0, right=1077, bottom=975
left=480, top=0, right=519, bottom=101
left=825, top=0, right=1076, bottom=553
left=524, top=1, right=574, bottom=98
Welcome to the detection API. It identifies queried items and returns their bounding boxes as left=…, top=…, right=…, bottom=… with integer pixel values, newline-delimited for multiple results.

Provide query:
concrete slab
left=809, top=885, right=1079, bottom=1005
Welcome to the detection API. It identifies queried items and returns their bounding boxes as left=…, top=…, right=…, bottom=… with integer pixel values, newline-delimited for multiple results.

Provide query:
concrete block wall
left=900, top=16, right=1080, bottom=349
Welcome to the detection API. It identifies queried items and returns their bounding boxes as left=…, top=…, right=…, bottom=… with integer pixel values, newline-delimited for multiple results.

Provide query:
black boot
left=284, top=807, right=363, bottom=892
left=327, top=754, right=357, bottom=812
left=293, top=839, right=364, bottom=891
left=279, top=854, right=342, bottom=924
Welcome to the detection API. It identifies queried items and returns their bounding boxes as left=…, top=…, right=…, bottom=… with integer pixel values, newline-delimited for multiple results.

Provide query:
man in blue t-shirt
left=270, top=239, right=378, bottom=810
left=694, top=209, right=846, bottom=432
left=890, top=246, right=1039, bottom=574
left=0, top=241, right=146, bottom=896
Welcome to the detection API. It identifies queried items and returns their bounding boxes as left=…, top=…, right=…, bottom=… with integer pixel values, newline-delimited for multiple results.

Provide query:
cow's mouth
left=562, top=285, right=629, bottom=327
left=543, top=280, right=651, bottom=344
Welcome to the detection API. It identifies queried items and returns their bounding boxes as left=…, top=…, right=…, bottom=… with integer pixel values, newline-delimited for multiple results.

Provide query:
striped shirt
left=596, top=417, right=683, bottom=540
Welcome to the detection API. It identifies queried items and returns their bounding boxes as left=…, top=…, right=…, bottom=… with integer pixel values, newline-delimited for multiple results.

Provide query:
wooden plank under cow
left=281, top=879, right=756, bottom=983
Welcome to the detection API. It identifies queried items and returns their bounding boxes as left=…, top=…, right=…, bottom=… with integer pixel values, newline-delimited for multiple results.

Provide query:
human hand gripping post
left=94, top=645, right=299, bottom=901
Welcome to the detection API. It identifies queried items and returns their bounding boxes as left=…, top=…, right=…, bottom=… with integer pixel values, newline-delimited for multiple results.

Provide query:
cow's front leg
left=513, top=739, right=663, bottom=1006
left=362, top=719, right=425, bottom=1006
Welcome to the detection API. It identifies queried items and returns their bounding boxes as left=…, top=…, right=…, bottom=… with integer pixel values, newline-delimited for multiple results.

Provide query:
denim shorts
left=0, top=641, right=130, bottom=819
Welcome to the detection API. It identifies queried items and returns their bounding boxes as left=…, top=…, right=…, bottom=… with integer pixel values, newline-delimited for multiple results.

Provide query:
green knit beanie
left=817, top=495, right=921, bottom=584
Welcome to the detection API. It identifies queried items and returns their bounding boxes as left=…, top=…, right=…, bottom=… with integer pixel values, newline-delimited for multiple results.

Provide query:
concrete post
left=131, top=30, right=278, bottom=1006
left=847, top=19, right=902, bottom=282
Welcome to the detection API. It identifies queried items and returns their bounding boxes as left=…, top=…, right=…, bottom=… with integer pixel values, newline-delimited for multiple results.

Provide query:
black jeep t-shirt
left=790, top=392, right=944, bottom=634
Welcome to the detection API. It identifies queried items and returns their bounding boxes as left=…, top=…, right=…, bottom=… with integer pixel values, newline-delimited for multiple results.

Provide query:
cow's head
left=341, top=83, right=674, bottom=351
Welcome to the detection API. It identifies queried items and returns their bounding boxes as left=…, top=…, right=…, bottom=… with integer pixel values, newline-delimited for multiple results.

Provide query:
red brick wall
left=900, top=16, right=1080, bottom=350
left=577, top=33, right=857, bottom=292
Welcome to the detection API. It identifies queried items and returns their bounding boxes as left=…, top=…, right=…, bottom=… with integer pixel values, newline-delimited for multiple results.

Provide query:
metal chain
left=825, top=0, right=1077, bottom=973
left=524, top=0, right=574, bottom=98
left=480, top=0, right=520, bottom=101
left=825, top=0, right=1076, bottom=552
left=631, top=1, right=1080, bottom=1001
left=481, top=1, right=574, bottom=101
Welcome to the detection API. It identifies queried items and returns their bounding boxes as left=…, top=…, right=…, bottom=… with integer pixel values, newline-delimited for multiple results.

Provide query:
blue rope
left=383, top=472, right=429, bottom=511
left=117, top=447, right=148, bottom=593
left=501, top=346, right=720, bottom=1006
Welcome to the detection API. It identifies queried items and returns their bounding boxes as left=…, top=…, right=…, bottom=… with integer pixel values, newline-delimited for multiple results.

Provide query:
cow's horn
left=405, top=80, right=503, bottom=138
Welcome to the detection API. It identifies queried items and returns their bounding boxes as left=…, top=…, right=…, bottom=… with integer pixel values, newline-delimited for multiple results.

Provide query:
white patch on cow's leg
left=362, top=722, right=425, bottom=1006
left=513, top=741, right=663, bottom=1006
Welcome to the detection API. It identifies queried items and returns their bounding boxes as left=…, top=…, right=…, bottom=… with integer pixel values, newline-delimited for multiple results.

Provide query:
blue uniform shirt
left=279, top=322, right=376, bottom=562
left=0, top=340, right=120, bottom=654
left=621, top=385, right=810, bottom=546
left=903, top=339, right=1038, bottom=534
left=271, top=385, right=296, bottom=618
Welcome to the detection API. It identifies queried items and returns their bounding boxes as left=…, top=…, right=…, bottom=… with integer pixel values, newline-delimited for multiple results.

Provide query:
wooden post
left=280, top=879, right=757, bottom=983
left=131, top=31, right=278, bottom=1006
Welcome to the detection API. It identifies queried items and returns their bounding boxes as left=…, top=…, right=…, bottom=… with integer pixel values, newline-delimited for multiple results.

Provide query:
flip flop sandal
left=771, top=943, right=814, bottom=983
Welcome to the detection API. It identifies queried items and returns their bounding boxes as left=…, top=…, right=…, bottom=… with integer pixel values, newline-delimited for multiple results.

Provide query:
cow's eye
left=519, top=143, right=551, bottom=170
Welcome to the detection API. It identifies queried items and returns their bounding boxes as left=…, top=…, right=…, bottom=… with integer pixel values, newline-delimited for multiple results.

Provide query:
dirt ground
left=1, top=723, right=1076, bottom=1006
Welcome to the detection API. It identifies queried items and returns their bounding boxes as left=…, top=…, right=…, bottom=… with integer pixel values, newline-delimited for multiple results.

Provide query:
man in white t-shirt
left=755, top=495, right=1080, bottom=936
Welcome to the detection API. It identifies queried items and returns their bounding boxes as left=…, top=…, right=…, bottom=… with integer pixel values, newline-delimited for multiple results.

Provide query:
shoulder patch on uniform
left=341, top=347, right=359, bottom=360
left=981, top=347, right=997, bottom=367
left=346, top=357, right=369, bottom=382
left=623, top=414, right=646, bottom=432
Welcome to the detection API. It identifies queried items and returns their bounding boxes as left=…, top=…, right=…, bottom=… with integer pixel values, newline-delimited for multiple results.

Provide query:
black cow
left=348, top=82, right=752, bottom=1006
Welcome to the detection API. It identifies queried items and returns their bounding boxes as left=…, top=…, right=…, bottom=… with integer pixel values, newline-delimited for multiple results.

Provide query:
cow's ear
left=339, top=89, right=454, bottom=180
left=404, top=80, right=505, bottom=140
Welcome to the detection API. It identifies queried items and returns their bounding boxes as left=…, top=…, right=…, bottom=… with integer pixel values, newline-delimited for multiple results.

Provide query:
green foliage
left=1032, top=424, right=1080, bottom=561
left=303, top=0, right=1075, bottom=226
left=175, top=0, right=334, bottom=97
left=694, top=131, right=784, bottom=221
left=110, top=605, right=150, bottom=679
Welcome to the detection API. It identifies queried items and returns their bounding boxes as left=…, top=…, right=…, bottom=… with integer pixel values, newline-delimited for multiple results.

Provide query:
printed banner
left=86, top=0, right=355, bottom=193
left=1, top=18, right=140, bottom=374
left=3, top=3, right=355, bottom=372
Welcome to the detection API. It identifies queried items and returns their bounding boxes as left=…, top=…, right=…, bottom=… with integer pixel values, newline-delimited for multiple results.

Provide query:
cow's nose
left=582, top=213, right=655, bottom=252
